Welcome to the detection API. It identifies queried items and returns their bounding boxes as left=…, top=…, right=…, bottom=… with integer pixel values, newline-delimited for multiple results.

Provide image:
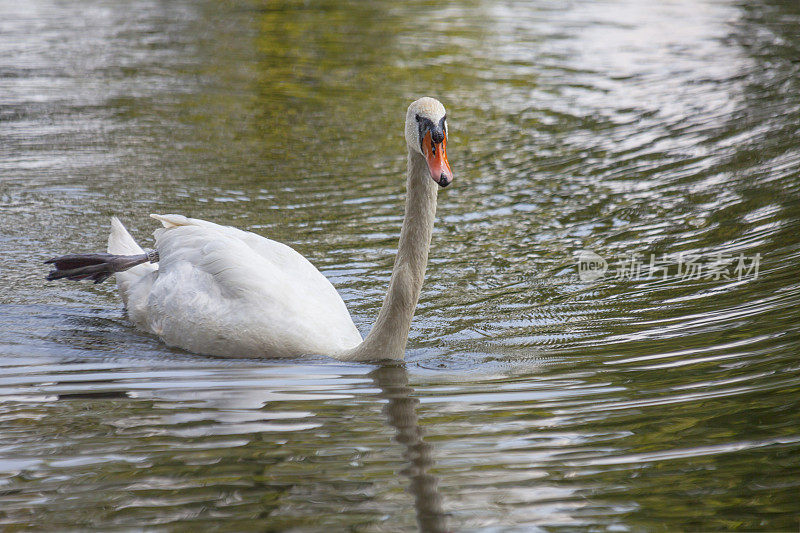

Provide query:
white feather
left=107, top=217, right=156, bottom=308
left=114, top=215, right=361, bottom=358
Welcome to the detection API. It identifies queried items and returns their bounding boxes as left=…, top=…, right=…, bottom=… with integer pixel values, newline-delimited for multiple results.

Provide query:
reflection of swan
left=370, top=364, right=448, bottom=533
left=46, top=98, right=453, bottom=361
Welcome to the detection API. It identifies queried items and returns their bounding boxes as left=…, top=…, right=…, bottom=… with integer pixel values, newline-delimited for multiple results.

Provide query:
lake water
left=1, top=0, right=799, bottom=530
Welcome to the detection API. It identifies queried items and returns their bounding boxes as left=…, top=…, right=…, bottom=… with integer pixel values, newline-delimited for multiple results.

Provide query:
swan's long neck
left=343, top=151, right=438, bottom=361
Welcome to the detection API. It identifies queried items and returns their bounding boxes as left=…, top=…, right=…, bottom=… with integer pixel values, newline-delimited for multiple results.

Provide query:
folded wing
left=122, top=214, right=361, bottom=357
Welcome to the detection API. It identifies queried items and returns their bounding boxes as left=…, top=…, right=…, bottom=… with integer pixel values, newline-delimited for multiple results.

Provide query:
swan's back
left=115, top=214, right=362, bottom=358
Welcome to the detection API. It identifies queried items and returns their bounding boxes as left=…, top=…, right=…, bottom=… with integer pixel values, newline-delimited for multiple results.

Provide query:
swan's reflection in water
left=370, top=364, right=448, bottom=533
left=38, top=361, right=449, bottom=530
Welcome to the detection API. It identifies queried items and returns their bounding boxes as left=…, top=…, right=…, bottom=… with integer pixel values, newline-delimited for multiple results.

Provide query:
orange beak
left=422, top=131, right=453, bottom=187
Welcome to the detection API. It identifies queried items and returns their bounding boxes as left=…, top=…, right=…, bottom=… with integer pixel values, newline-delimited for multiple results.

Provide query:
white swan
left=47, top=97, right=453, bottom=361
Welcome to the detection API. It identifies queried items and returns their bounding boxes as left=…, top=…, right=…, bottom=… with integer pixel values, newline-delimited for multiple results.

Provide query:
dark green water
left=1, top=0, right=799, bottom=530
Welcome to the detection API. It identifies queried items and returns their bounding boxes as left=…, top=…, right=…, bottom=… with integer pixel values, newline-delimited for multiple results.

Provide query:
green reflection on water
left=0, top=0, right=799, bottom=530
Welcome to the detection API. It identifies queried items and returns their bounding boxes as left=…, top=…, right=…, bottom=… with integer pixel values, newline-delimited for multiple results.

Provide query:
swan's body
left=109, top=214, right=363, bottom=359
left=50, top=98, right=453, bottom=361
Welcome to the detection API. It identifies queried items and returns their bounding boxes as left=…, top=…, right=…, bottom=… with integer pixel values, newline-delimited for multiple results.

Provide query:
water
left=1, top=0, right=799, bottom=530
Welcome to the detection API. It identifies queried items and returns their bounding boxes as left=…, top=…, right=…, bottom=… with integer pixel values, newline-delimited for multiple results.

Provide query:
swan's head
left=405, top=97, right=453, bottom=188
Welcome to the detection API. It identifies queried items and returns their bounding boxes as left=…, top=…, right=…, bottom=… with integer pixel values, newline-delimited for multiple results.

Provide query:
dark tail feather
left=45, top=252, right=158, bottom=284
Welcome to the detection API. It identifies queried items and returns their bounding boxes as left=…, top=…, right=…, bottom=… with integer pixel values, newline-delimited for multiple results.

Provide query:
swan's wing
left=126, top=214, right=361, bottom=357
left=150, top=214, right=314, bottom=275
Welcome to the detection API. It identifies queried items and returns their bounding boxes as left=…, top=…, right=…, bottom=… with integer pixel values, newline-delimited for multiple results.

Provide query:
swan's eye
left=416, top=114, right=434, bottom=152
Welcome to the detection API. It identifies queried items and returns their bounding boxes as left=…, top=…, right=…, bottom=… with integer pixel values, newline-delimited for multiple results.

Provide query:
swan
left=46, top=97, right=453, bottom=361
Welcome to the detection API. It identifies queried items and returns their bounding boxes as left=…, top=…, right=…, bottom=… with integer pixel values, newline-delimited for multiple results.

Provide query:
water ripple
left=1, top=0, right=799, bottom=530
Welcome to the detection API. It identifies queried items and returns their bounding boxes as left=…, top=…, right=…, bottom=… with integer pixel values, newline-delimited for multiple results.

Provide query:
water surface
left=1, top=0, right=799, bottom=530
